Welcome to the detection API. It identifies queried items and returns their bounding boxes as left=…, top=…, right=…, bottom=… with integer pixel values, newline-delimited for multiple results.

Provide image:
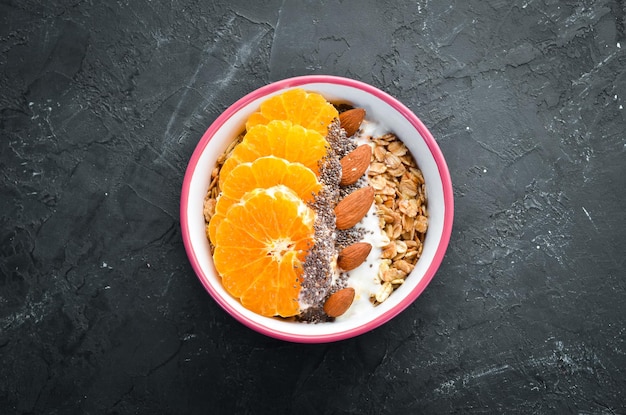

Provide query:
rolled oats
left=203, top=197, right=216, bottom=222
left=367, top=132, right=429, bottom=305
left=394, top=259, right=414, bottom=274
left=375, top=281, right=394, bottom=303
left=398, top=199, right=418, bottom=217
left=381, top=242, right=397, bottom=259
left=384, top=153, right=402, bottom=169
left=387, top=141, right=408, bottom=156
left=414, top=215, right=429, bottom=233
left=369, top=162, right=387, bottom=175
left=387, top=165, right=407, bottom=177
left=373, top=145, right=387, bottom=162
left=369, top=174, right=387, bottom=191
left=395, top=240, right=408, bottom=255
left=202, top=133, right=245, bottom=252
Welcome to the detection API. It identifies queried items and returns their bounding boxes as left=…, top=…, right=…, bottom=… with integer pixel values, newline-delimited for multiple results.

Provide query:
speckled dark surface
left=1, top=0, right=625, bottom=413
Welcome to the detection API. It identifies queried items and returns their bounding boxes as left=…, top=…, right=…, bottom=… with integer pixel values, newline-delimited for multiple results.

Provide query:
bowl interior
left=181, top=77, right=452, bottom=342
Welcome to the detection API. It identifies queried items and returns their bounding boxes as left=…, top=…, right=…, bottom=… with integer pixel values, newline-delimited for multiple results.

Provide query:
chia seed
left=336, top=227, right=366, bottom=250
left=326, top=118, right=356, bottom=159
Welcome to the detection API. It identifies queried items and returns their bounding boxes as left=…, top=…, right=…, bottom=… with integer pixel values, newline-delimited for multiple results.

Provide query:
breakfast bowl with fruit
left=180, top=75, right=453, bottom=343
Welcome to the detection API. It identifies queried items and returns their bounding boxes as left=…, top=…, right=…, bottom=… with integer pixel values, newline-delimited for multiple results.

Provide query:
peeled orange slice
left=245, top=88, right=339, bottom=136
left=213, top=185, right=316, bottom=317
left=218, top=120, right=329, bottom=189
left=208, top=156, right=322, bottom=244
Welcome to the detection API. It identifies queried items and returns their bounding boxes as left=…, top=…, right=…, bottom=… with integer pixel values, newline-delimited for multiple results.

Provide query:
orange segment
left=213, top=186, right=316, bottom=317
left=218, top=120, right=329, bottom=189
left=208, top=156, right=322, bottom=244
left=245, top=88, right=339, bottom=136
left=237, top=250, right=302, bottom=317
left=226, top=157, right=321, bottom=204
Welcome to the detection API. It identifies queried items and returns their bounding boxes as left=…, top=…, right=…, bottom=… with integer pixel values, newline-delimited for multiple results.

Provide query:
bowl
left=180, top=75, right=453, bottom=343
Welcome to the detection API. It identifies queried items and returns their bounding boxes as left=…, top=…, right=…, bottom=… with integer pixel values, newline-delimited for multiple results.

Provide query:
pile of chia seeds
left=296, top=118, right=368, bottom=323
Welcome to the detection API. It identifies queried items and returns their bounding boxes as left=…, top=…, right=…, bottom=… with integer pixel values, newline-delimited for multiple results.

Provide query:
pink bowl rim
left=180, top=75, right=454, bottom=343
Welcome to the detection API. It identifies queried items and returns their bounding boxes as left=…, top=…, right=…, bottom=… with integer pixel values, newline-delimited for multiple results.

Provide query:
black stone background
left=1, top=0, right=625, bottom=413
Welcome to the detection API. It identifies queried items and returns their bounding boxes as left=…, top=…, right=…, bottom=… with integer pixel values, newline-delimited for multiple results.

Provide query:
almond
left=337, top=242, right=372, bottom=271
left=334, top=186, right=374, bottom=230
left=339, top=108, right=366, bottom=137
left=323, top=287, right=356, bottom=317
left=340, top=144, right=372, bottom=186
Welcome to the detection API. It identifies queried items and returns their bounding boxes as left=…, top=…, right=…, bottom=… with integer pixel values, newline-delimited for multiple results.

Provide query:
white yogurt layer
left=334, top=202, right=387, bottom=321
left=356, top=119, right=388, bottom=143
left=334, top=119, right=390, bottom=321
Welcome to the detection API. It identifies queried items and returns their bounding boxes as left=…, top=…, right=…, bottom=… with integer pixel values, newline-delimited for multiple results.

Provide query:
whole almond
left=338, top=108, right=366, bottom=137
left=334, top=186, right=374, bottom=230
left=337, top=242, right=372, bottom=271
left=323, top=287, right=356, bottom=317
left=340, top=144, right=372, bottom=186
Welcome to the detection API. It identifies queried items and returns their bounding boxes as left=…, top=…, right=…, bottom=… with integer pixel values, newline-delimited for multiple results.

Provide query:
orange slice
left=213, top=185, right=316, bottom=317
left=218, top=120, right=329, bottom=189
left=208, top=156, right=322, bottom=244
left=245, top=88, right=339, bottom=136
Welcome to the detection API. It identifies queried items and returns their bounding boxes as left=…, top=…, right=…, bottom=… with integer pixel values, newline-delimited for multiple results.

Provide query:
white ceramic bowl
left=180, top=75, right=453, bottom=343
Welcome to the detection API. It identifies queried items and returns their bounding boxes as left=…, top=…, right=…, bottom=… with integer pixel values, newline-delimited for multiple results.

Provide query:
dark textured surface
left=1, top=0, right=625, bottom=413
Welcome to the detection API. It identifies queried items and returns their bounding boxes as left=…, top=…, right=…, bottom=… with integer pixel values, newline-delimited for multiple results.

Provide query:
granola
left=367, top=132, right=428, bottom=305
